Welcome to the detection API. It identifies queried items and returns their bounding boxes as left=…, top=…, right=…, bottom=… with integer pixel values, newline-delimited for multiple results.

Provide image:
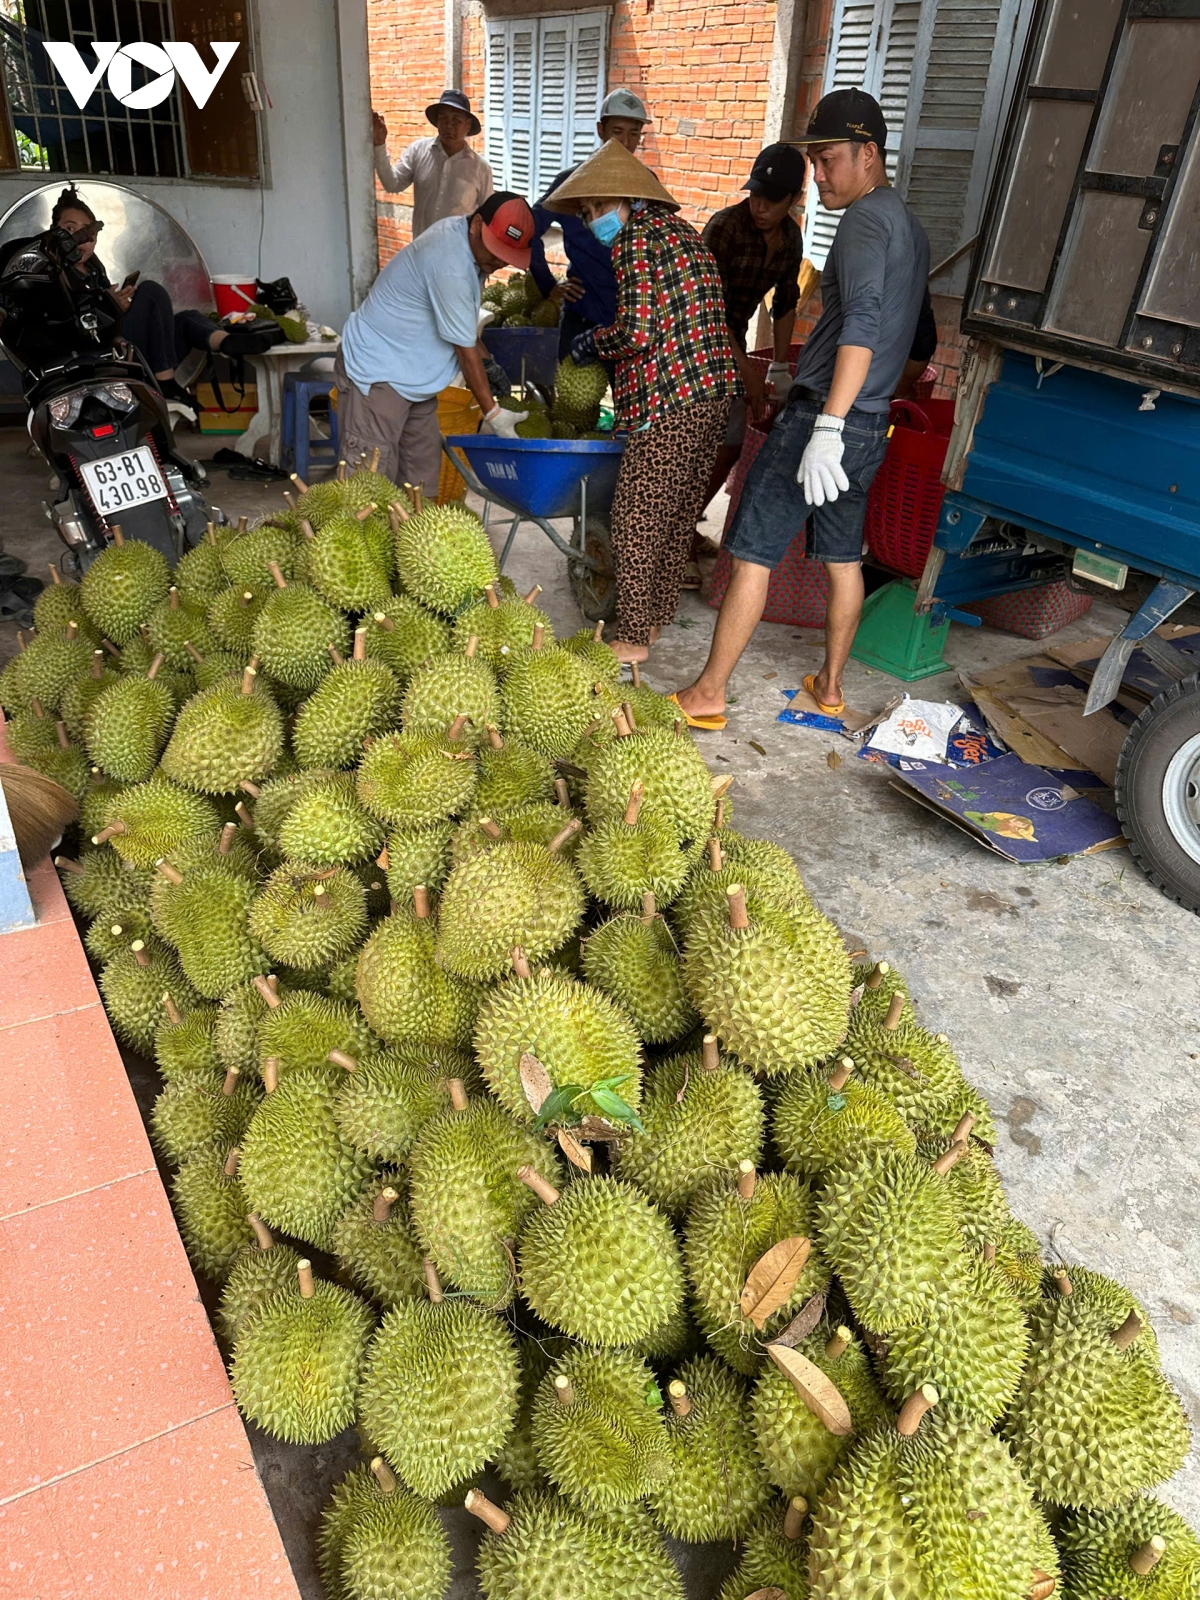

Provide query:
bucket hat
left=425, top=89, right=481, bottom=138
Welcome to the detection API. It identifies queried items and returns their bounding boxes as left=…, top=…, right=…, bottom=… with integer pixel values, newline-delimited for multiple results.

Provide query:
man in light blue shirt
left=334, top=192, right=535, bottom=493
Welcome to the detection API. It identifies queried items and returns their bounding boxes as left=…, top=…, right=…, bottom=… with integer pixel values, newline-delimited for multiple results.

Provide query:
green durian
left=685, top=1169, right=830, bottom=1374
left=648, top=1355, right=772, bottom=1539
left=98, top=940, right=200, bottom=1052
left=1, top=633, right=94, bottom=714
left=79, top=891, right=150, bottom=964
left=716, top=1504, right=811, bottom=1600
left=81, top=536, right=171, bottom=644
left=383, top=824, right=454, bottom=902
left=6, top=704, right=63, bottom=762
left=248, top=864, right=367, bottom=969
left=401, top=646, right=502, bottom=744
left=216, top=1229, right=301, bottom=1344
left=256, top=989, right=377, bottom=1078
left=450, top=803, right=580, bottom=868
left=250, top=577, right=351, bottom=690
left=561, top=623, right=621, bottom=683
left=354, top=904, right=479, bottom=1048
left=519, top=1175, right=685, bottom=1346
left=436, top=837, right=584, bottom=981
left=672, top=833, right=811, bottom=933
left=155, top=1001, right=221, bottom=1080
left=333, top=1044, right=472, bottom=1161
left=220, top=522, right=303, bottom=589
left=361, top=594, right=451, bottom=683
left=292, top=654, right=401, bottom=770
left=501, top=642, right=596, bottom=758
left=305, top=510, right=392, bottom=612
left=851, top=957, right=916, bottom=1024
left=585, top=723, right=715, bottom=849
left=915, top=1076, right=1000, bottom=1147
left=58, top=655, right=120, bottom=741
left=492, top=1338, right=557, bottom=1495
left=20, top=738, right=91, bottom=801
left=172, top=1145, right=255, bottom=1279
left=32, top=577, right=94, bottom=637
left=1058, top=1495, right=1200, bottom=1600
left=844, top=997, right=965, bottom=1125
left=333, top=1469, right=452, bottom=1600
left=159, top=669, right=284, bottom=793
left=916, top=1133, right=1012, bottom=1254
left=773, top=1058, right=917, bottom=1177
left=149, top=858, right=267, bottom=999
left=278, top=772, right=385, bottom=866
left=330, top=1178, right=426, bottom=1309
left=231, top=1267, right=374, bottom=1443
left=150, top=1071, right=260, bottom=1164
left=343, top=464, right=410, bottom=519
left=174, top=526, right=237, bottom=605
left=292, top=478, right=354, bottom=527
left=552, top=356, right=608, bottom=429
left=582, top=900, right=697, bottom=1043
left=96, top=775, right=220, bottom=867
left=56, top=847, right=151, bottom=918
left=317, top=1464, right=394, bottom=1600
left=994, top=1218, right=1045, bottom=1309
left=239, top=1065, right=374, bottom=1250
left=452, top=583, right=553, bottom=672
left=613, top=1043, right=763, bottom=1218
left=145, top=587, right=217, bottom=668
left=531, top=1345, right=672, bottom=1512
left=206, top=582, right=267, bottom=653
left=408, top=1097, right=562, bottom=1308
left=78, top=774, right=134, bottom=840
left=356, top=728, right=478, bottom=828
left=357, top=1293, right=519, bottom=1498
left=576, top=805, right=694, bottom=912
left=247, top=768, right=330, bottom=851
left=393, top=502, right=497, bottom=615
left=191, top=646, right=245, bottom=690
left=473, top=1490, right=686, bottom=1600
left=470, top=728, right=556, bottom=817
left=215, top=975, right=288, bottom=1074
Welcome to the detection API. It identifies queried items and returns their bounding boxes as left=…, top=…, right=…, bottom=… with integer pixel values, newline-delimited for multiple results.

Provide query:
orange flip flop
left=802, top=674, right=845, bottom=716
left=667, top=692, right=727, bottom=731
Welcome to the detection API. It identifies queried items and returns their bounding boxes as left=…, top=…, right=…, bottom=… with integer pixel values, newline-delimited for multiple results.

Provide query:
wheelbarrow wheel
left=1115, top=671, right=1200, bottom=914
left=568, top=513, right=617, bottom=624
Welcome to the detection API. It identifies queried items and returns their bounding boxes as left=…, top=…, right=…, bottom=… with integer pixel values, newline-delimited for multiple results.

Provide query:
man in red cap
left=335, top=194, right=536, bottom=491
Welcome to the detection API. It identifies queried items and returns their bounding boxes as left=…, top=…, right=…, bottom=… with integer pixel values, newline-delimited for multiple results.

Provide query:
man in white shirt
left=372, top=90, right=494, bottom=239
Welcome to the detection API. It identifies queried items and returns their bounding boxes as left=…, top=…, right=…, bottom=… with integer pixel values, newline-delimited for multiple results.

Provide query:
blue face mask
left=588, top=208, right=624, bottom=246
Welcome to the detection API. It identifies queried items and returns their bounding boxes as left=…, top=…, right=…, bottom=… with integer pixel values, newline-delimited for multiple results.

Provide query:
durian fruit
left=83, top=885, right=156, bottom=967
left=1003, top=1267, right=1191, bottom=1508
left=582, top=892, right=697, bottom=1043
left=672, top=827, right=811, bottom=932
left=355, top=896, right=479, bottom=1048
left=278, top=772, right=385, bottom=866
left=172, top=1144, right=255, bottom=1279
left=436, top=829, right=585, bottom=981
left=0, top=631, right=94, bottom=714
left=382, top=824, right=453, bottom=902
left=160, top=663, right=284, bottom=794
left=291, top=633, right=401, bottom=770
left=80, top=533, right=171, bottom=644
left=717, top=1502, right=811, bottom=1600
left=221, top=522, right=303, bottom=589
left=530, top=1345, right=672, bottom=1512
left=685, top=1167, right=830, bottom=1374
left=207, top=582, right=267, bottom=653
left=19, top=731, right=90, bottom=802
left=154, top=996, right=221, bottom=1080
left=344, top=462, right=410, bottom=521
left=150, top=1070, right=261, bottom=1164
left=255, top=987, right=378, bottom=1077
left=356, top=727, right=478, bottom=828
left=216, top=974, right=288, bottom=1075
left=613, top=1037, right=763, bottom=1218
left=408, top=1093, right=563, bottom=1308
left=773, top=1056, right=916, bottom=1178
left=842, top=987, right=962, bottom=1126
left=78, top=772, right=134, bottom=840
left=250, top=568, right=351, bottom=690
left=56, top=846, right=151, bottom=918
left=250, top=768, right=336, bottom=851
left=248, top=864, right=367, bottom=970
left=450, top=802, right=581, bottom=868
left=393, top=501, right=498, bottom=616
left=83, top=656, right=176, bottom=781
left=470, top=1488, right=686, bottom=1600
left=291, top=476, right=355, bottom=528
left=501, top=638, right=596, bottom=758
left=552, top=356, right=609, bottom=430
left=452, top=582, right=554, bottom=672
left=175, top=524, right=237, bottom=605
left=319, top=1459, right=452, bottom=1600
left=333, top=1044, right=471, bottom=1162
left=7, top=702, right=66, bottom=763
left=474, top=965, right=641, bottom=1125
left=464, top=726, right=554, bottom=820
left=562, top=620, right=621, bottom=683
left=330, top=1178, right=426, bottom=1309
left=216, top=1217, right=300, bottom=1344
left=586, top=721, right=715, bottom=846
left=362, top=594, right=451, bottom=683
left=94, top=775, right=219, bottom=868
left=401, top=637, right=502, bottom=744
left=750, top=1322, right=888, bottom=1503
left=576, top=782, right=694, bottom=911
left=230, top=1257, right=374, bottom=1443
left=916, top=1127, right=1012, bottom=1254
left=148, top=855, right=267, bottom=999
left=145, top=586, right=217, bottom=668
left=684, top=883, right=852, bottom=1075
left=32, top=575, right=94, bottom=638
left=306, top=509, right=392, bottom=612
left=917, top=1076, right=999, bottom=1148
left=357, top=1278, right=520, bottom=1498
left=58, top=651, right=120, bottom=741
left=815, top=1145, right=965, bottom=1333
left=518, top=1173, right=685, bottom=1346
left=1058, top=1495, right=1200, bottom=1600
left=807, top=1394, right=1060, bottom=1600
left=995, top=1217, right=1045, bottom=1310
left=99, top=940, right=200, bottom=1052
left=239, top=1064, right=374, bottom=1250
left=646, top=1355, right=772, bottom=1540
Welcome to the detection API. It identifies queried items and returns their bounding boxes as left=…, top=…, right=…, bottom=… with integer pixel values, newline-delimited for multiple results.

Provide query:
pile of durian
left=3, top=459, right=1196, bottom=1600
left=482, top=269, right=561, bottom=329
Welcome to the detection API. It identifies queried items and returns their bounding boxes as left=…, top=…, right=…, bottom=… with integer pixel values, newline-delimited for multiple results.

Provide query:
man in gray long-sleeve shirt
left=675, top=89, right=930, bottom=727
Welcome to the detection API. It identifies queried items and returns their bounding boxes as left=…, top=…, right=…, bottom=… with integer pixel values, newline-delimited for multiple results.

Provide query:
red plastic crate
left=708, top=535, right=829, bottom=627
left=962, top=581, right=1093, bottom=640
left=863, top=397, right=956, bottom=578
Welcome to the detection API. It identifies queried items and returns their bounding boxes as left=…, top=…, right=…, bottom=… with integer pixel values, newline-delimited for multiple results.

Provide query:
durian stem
left=327, top=643, right=344, bottom=666
left=262, top=1058, right=280, bottom=1092
left=524, top=584, right=542, bottom=605
left=265, top=560, right=288, bottom=591
left=237, top=516, right=248, bottom=534
left=297, top=1259, right=315, bottom=1298
left=548, top=817, right=581, bottom=854
left=222, top=1067, right=240, bottom=1096
left=65, top=619, right=79, bottom=642
left=1112, top=1310, right=1142, bottom=1351
left=266, top=974, right=279, bottom=995
left=373, top=610, right=395, bottom=632
left=459, top=633, right=480, bottom=663
left=218, top=822, right=239, bottom=856
left=146, top=652, right=165, bottom=681
left=667, top=1380, right=690, bottom=1417
left=1129, top=1538, right=1166, bottom=1575
left=30, top=695, right=45, bottom=720
left=111, top=523, right=124, bottom=545
left=389, top=500, right=408, bottom=525
left=483, top=583, right=500, bottom=609
left=622, top=700, right=636, bottom=731
left=611, top=706, right=633, bottom=738
left=825, top=1327, right=851, bottom=1360
left=205, top=522, right=217, bottom=543
left=485, top=723, right=504, bottom=750
left=465, top=1489, right=510, bottom=1535
left=155, top=859, right=184, bottom=886
left=239, top=780, right=261, bottom=799
left=517, top=1165, right=561, bottom=1206
left=101, top=637, right=121, bottom=657
left=413, top=884, right=431, bottom=919
left=223, top=1147, right=240, bottom=1177
left=299, top=519, right=315, bottom=542
left=554, top=777, right=571, bottom=809
left=592, top=619, right=605, bottom=642
left=478, top=817, right=503, bottom=840
left=828, top=1058, right=854, bottom=1092
left=91, top=650, right=105, bottom=678
left=367, top=445, right=381, bottom=472
left=92, top=821, right=126, bottom=844
left=238, top=590, right=255, bottom=609
left=328, top=1049, right=358, bottom=1072
left=952, top=1111, right=976, bottom=1144
left=282, top=492, right=296, bottom=511
left=412, top=484, right=426, bottom=513
left=183, top=640, right=204, bottom=665
left=511, top=946, right=531, bottom=979
left=48, top=563, right=61, bottom=585
left=882, top=991, right=907, bottom=1031
left=373, top=1187, right=398, bottom=1223
left=737, top=1160, right=756, bottom=1201
left=783, top=1497, right=808, bottom=1541
left=167, top=586, right=180, bottom=611
left=865, top=960, right=889, bottom=990
left=623, top=781, right=645, bottom=826
left=447, top=712, right=471, bottom=742
left=252, top=976, right=282, bottom=1009
left=531, top=623, right=545, bottom=650
left=422, top=1257, right=444, bottom=1302
left=54, top=855, right=84, bottom=875
left=1053, top=1269, right=1073, bottom=1297
left=707, top=837, right=723, bottom=871
left=447, top=1078, right=469, bottom=1111
left=981, top=1241, right=996, bottom=1263
left=355, top=502, right=377, bottom=523
left=727, top=884, right=749, bottom=930
left=290, top=472, right=309, bottom=493
left=554, top=1374, right=575, bottom=1407
left=235, top=801, right=255, bottom=831
left=932, top=1140, right=968, bottom=1176
left=240, top=660, right=258, bottom=695
left=54, top=719, right=70, bottom=750
left=896, top=1384, right=939, bottom=1436
left=131, top=940, right=150, bottom=967
left=701, top=1033, right=720, bottom=1071
left=630, top=659, right=641, bottom=689
left=337, top=460, right=348, bottom=482
left=15, top=630, right=25, bottom=652
left=641, top=890, right=657, bottom=923
left=247, top=1213, right=274, bottom=1250
left=369, top=1455, right=396, bottom=1494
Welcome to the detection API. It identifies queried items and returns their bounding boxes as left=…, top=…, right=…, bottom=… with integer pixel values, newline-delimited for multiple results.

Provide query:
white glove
left=477, top=307, right=497, bottom=335
left=482, top=405, right=527, bottom=439
left=765, top=361, right=792, bottom=404
left=798, top=415, right=850, bottom=506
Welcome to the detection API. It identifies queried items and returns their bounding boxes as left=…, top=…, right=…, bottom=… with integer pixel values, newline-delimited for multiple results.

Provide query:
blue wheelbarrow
left=442, top=434, right=625, bottom=622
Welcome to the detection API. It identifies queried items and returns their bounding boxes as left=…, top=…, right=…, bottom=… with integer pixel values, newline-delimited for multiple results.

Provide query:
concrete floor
left=5, top=419, right=1197, bottom=1573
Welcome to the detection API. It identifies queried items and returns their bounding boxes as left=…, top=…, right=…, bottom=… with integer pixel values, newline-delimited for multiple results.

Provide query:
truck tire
left=1115, top=672, right=1200, bottom=914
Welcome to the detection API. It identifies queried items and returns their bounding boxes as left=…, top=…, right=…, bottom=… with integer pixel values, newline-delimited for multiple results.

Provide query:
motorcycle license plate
left=79, top=446, right=168, bottom=516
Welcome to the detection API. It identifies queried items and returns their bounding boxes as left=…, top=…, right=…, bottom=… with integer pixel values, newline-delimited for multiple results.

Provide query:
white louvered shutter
left=508, top=23, right=536, bottom=197
left=484, top=20, right=509, bottom=182
left=803, top=0, right=884, bottom=267
left=568, top=14, right=607, bottom=167
left=534, top=17, right=570, bottom=196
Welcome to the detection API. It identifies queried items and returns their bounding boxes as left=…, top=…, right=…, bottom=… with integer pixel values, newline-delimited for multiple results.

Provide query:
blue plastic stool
left=281, top=370, right=338, bottom=480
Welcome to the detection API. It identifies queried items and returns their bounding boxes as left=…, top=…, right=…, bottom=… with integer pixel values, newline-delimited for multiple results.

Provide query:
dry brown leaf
left=847, top=981, right=866, bottom=1010
left=576, top=1116, right=624, bottom=1142
left=711, top=773, right=735, bottom=799
left=769, top=1292, right=827, bottom=1349
left=826, top=749, right=842, bottom=769
left=519, top=1052, right=553, bottom=1115
left=748, top=740, right=767, bottom=756
left=766, top=1343, right=853, bottom=1436
left=739, top=1236, right=811, bottom=1329
left=557, top=1128, right=593, bottom=1172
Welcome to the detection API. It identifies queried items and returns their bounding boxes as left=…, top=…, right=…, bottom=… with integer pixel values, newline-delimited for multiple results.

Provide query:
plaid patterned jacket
left=592, top=205, right=742, bottom=430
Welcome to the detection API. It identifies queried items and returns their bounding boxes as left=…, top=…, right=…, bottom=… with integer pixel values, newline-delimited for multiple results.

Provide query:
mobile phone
left=121, top=270, right=140, bottom=289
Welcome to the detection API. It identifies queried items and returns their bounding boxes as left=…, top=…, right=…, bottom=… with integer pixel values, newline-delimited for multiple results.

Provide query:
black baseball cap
left=793, top=87, right=887, bottom=150
left=744, top=143, right=808, bottom=201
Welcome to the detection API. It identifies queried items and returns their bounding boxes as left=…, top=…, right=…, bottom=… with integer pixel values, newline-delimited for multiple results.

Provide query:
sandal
left=681, top=560, right=702, bottom=590
left=802, top=673, right=845, bottom=716
left=667, top=692, right=727, bottom=731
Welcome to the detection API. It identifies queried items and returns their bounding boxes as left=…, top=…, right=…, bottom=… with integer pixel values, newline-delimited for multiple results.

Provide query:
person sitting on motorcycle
left=49, top=186, right=273, bottom=413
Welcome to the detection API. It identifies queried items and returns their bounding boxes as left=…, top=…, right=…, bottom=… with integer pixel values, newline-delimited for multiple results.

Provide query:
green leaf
left=644, top=1380, right=663, bottom=1408
left=533, top=1084, right=586, bottom=1131
left=589, top=1073, right=632, bottom=1094
left=590, top=1087, right=646, bottom=1135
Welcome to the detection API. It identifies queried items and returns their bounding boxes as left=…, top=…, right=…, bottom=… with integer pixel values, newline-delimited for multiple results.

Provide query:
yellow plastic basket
left=437, top=385, right=481, bottom=502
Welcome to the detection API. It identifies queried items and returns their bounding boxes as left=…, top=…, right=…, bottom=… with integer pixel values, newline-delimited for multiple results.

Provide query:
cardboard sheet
left=1045, top=624, right=1200, bottom=703
left=965, top=660, right=1132, bottom=787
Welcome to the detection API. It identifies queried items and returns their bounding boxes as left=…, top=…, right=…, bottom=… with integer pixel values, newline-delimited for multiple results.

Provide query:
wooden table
left=233, top=337, right=340, bottom=465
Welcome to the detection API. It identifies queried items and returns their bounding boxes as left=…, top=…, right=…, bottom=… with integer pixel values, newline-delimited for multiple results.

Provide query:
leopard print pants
left=609, top=395, right=733, bottom=645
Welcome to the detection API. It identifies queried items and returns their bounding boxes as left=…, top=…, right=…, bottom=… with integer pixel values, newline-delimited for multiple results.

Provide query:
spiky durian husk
left=248, top=864, right=367, bottom=969
left=476, top=1491, right=686, bottom=1600
left=333, top=1044, right=473, bottom=1161
left=492, top=1338, right=561, bottom=1495
left=500, top=644, right=596, bottom=759
left=470, top=739, right=557, bottom=818
left=560, top=626, right=621, bottom=682
left=278, top=772, right=385, bottom=866
left=576, top=815, right=694, bottom=912
left=358, top=1297, right=519, bottom=1499
left=58, top=847, right=149, bottom=917
left=150, top=1073, right=261, bottom=1165
left=145, top=592, right=218, bottom=668
left=99, top=941, right=201, bottom=1052
left=452, top=591, right=554, bottom=672
left=330, top=1178, right=426, bottom=1309
left=256, top=990, right=378, bottom=1077
left=843, top=1008, right=965, bottom=1125
left=59, top=663, right=120, bottom=741
left=356, top=729, right=478, bottom=828
left=150, top=864, right=268, bottom=999
left=206, top=583, right=267, bottom=652
left=716, top=1505, right=811, bottom=1600
left=1058, top=1495, right=1200, bottom=1600
left=175, top=529, right=237, bottom=605
left=32, top=577, right=93, bottom=637
left=6, top=707, right=65, bottom=762
left=393, top=503, right=497, bottom=615
left=220, top=524, right=303, bottom=589
left=99, top=775, right=220, bottom=867
left=83, top=674, right=176, bottom=781
left=354, top=909, right=479, bottom=1049
left=913, top=1077, right=1000, bottom=1147
left=773, top=1066, right=916, bottom=1177
left=250, top=582, right=351, bottom=690
left=80, top=537, right=171, bottom=643
left=450, top=804, right=579, bottom=870
left=400, top=652, right=501, bottom=746
left=531, top=1346, right=672, bottom=1512
left=383, top=824, right=454, bottom=903
left=647, top=1355, right=771, bottom=1540
left=291, top=658, right=401, bottom=770
left=585, top=725, right=715, bottom=845
left=82, top=890, right=156, bottom=963
left=215, top=976, right=286, bottom=1075
left=160, top=673, right=284, bottom=794
left=305, top=512, right=392, bottom=612
left=340, top=1481, right=452, bottom=1600
left=581, top=911, right=697, bottom=1043
left=436, top=840, right=584, bottom=981
left=994, top=1218, right=1045, bottom=1310
left=672, top=849, right=811, bottom=935
left=216, top=1242, right=301, bottom=1345
left=154, top=1003, right=221, bottom=1080
left=230, top=1277, right=374, bottom=1443
left=171, top=1146, right=255, bottom=1279
left=361, top=594, right=450, bottom=683
left=519, top=1176, right=685, bottom=1346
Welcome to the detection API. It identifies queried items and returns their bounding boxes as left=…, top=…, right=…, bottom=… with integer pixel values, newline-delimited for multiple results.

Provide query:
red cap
left=479, top=195, right=535, bottom=269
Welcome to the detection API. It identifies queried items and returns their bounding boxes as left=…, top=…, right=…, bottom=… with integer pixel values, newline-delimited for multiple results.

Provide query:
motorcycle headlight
left=49, top=390, right=86, bottom=427
left=95, top=383, right=136, bottom=410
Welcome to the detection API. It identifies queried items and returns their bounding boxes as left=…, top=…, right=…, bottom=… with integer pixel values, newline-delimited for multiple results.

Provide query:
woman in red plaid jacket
left=544, top=141, right=741, bottom=664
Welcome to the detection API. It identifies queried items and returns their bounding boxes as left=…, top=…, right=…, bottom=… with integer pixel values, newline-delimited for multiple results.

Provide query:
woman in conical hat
left=545, top=141, right=741, bottom=665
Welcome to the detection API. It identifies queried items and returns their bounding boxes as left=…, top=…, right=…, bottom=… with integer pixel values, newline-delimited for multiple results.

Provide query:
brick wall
left=367, top=0, right=448, bottom=258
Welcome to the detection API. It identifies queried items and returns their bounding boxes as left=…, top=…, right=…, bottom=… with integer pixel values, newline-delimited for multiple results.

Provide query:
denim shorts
left=723, top=397, right=891, bottom=566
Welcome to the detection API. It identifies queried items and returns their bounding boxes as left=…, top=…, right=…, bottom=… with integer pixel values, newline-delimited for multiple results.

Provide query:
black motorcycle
left=0, top=224, right=216, bottom=570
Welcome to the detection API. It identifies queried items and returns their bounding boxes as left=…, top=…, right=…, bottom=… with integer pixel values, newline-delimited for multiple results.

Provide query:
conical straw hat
left=542, top=138, right=679, bottom=213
